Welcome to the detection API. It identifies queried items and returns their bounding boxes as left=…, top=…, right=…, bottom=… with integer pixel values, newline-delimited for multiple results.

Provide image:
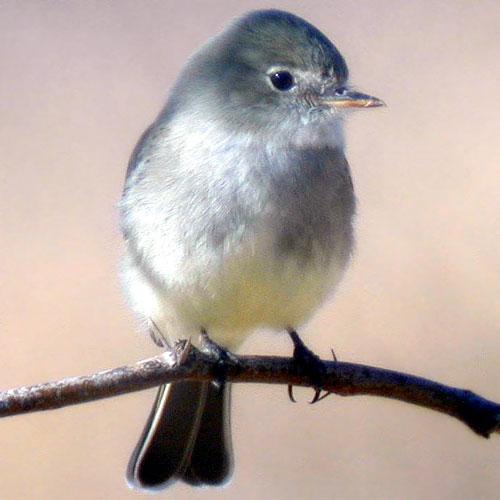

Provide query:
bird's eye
left=269, top=71, right=294, bottom=91
left=335, top=87, right=348, bottom=96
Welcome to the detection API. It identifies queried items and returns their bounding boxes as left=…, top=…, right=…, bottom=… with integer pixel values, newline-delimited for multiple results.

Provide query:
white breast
left=120, top=114, right=353, bottom=349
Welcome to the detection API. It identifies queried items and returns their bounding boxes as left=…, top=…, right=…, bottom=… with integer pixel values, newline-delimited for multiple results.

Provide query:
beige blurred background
left=0, top=1, right=498, bottom=499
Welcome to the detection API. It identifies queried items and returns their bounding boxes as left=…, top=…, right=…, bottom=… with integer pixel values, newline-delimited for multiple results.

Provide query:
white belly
left=121, top=231, right=349, bottom=350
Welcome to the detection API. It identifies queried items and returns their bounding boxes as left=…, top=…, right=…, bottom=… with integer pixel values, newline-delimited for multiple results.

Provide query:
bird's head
left=167, top=10, right=383, bottom=143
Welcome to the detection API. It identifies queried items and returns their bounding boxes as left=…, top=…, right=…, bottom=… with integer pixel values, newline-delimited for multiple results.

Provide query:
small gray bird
left=120, top=9, right=383, bottom=491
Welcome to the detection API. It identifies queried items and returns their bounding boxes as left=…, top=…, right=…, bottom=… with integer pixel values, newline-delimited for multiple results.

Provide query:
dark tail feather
left=126, top=381, right=233, bottom=491
left=126, top=381, right=207, bottom=491
left=182, top=383, right=233, bottom=485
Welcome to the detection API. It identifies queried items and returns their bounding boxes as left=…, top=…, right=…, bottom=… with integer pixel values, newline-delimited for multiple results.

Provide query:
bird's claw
left=309, top=388, right=332, bottom=404
left=148, top=318, right=171, bottom=349
left=286, top=330, right=337, bottom=404
left=309, top=347, right=339, bottom=403
left=200, top=329, right=239, bottom=386
left=200, top=329, right=239, bottom=363
left=173, top=338, right=192, bottom=365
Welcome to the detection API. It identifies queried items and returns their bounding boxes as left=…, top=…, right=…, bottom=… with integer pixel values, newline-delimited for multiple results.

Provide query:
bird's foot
left=147, top=318, right=171, bottom=349
left=287, top=329, right=332, bottom=404
left=200, top=329, right=239, bottom=386
left=147, top=318, right=194, bottom=367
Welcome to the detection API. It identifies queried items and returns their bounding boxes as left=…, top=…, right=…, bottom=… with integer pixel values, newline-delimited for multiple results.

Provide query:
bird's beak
left=320, top=88, right=385, bottom=109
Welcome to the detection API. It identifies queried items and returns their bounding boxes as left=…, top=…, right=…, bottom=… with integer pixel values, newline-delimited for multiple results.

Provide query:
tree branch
left=0, top=345, right=498, bottom=438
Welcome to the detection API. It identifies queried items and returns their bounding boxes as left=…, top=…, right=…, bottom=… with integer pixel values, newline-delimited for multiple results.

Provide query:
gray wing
left=124, top=122, right=161, bottom=182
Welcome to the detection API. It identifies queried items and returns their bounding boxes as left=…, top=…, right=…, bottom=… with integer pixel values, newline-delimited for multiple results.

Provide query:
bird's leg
left=147, top=317, right=193, bottom=367
left=147, top=318, right=171, bottom=349
left=199, top=329, right=239, bottom=363
left=287, top=329, right=330, bottom=404
left=200, top=328, right=240, bottom=386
